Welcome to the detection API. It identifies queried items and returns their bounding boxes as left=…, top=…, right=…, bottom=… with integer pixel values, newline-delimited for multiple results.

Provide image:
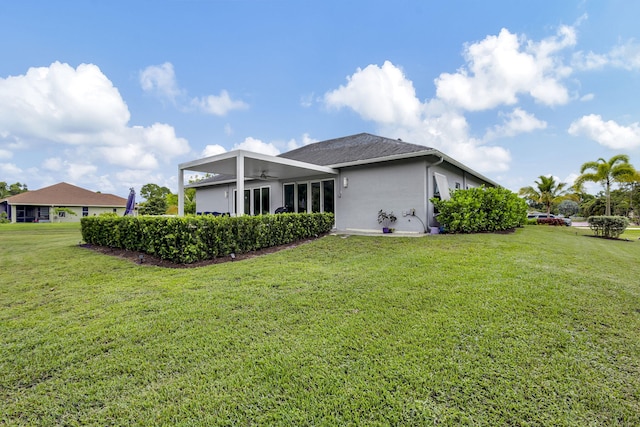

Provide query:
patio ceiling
left=179, top=150, right=338, bottom=181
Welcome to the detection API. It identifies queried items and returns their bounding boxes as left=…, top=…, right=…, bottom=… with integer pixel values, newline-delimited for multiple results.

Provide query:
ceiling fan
left=252, top=170, right=277, bottom=180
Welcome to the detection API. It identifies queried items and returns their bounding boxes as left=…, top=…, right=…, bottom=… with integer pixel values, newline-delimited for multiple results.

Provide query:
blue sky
left=1, top=0, right=640, bottom=198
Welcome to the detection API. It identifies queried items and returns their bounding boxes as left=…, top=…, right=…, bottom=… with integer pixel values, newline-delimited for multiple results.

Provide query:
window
left=253, top=187, right=270, bottom=215
left=284, top=184, right=295, bottom=212
left=297, top=183, right=307, bottom=213
left=82, top=207, right=89, bottom=217
left=37, top=207, right=50, bottom=221
left=311, top=182, right=321, bottom=213
left=323, top=180, right=334, bottom=213
left=58, top=211, right=66, bottom=218
left=283, top=179, right=334, bottom=213
left=234, top=186, right=270, bottom=215
left=433, top=173, right=451, bottom=201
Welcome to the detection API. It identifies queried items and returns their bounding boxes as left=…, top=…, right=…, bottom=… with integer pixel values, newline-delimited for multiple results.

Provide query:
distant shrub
left=432, top=187, right=527, bottom=233
left=537, top=218, right=566, bottom=226
left=587, top=216, right=629, bottom=239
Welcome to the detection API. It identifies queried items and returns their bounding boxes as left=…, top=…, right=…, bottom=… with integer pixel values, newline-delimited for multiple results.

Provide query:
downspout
left=425, top=156, right=444, bottom=230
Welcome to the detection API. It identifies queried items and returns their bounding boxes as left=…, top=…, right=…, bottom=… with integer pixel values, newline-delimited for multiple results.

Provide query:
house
left=0, top=182, right=129, bottom=223
left=178, top=133, right=499, bottom=234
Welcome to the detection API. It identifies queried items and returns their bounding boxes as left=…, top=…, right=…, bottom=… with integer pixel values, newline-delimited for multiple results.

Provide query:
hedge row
left=431, top=186, right=527, bottom=233
left=588, top=215, right=629, bottom=239
left=537, top=218, right=567, bottom=226
left=81, top=213, right=335, bottom=264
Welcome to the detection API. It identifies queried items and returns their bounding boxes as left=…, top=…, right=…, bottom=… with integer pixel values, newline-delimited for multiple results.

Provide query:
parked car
left=527, top=212, right=572, bottom=226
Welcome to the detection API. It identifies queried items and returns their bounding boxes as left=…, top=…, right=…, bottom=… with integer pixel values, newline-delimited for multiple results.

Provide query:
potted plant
left=377, top=209, right=397, bottom=233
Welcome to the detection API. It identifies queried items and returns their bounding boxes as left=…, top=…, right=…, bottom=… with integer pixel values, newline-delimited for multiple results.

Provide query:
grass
left=1, top=223, right=639, bottom=426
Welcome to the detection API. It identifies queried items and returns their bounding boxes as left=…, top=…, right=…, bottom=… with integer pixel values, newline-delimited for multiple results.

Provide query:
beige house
left=0, top=182, right=129, bottom=223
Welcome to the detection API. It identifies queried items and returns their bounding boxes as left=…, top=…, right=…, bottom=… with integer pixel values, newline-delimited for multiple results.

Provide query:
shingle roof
left=278, top=133, right=433, bottom=166
left=188, top=133, right=436, bottom=186
left=4, top=182, right=128, bottom=207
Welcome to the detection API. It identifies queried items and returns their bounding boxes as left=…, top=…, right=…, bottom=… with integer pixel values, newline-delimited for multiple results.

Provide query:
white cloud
left=67, top=162, right=98, bottom=181
left=202, top=144, right=227, bottom=157
left=42, top=157, right=63, bottom=171
left=485, top=108, right=547, bottom=139
left=300, top=92, right=314, bottom=108
left=323, top=61, right=511, bottom=172
left=568, top=114, right=640, bottom=149
left=234, top=137, right=280, bottom=156
left=191, top=90, right=249, bottom=116
left=0, top=148, right=11, bottom=159
left=435, top=27, right=574, bottom=111
left=325, top=61, right=422, bottom=127
left=0, top=162, right=22, bottom=177
left=0, top=62, right=130, bottom=142
left=139, top=62, right=183, bottom=102
left=0, top=62, right=190, bottom=179
left=573, top=40, right=640, bottom=71
left=287, top=133, right=318, bottom=151
left=580, top=93, right=594, bottom=102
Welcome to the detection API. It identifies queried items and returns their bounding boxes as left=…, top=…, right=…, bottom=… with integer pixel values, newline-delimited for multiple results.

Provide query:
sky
left=2, top=0, right=640, bottom=199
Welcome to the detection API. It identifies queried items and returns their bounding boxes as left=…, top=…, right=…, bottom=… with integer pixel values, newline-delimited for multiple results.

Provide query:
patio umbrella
left=124, top=187, right=136, bottom=216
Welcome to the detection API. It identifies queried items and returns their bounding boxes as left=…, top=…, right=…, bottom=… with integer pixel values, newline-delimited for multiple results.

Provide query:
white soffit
left=179, top=150, right=338, bottom=180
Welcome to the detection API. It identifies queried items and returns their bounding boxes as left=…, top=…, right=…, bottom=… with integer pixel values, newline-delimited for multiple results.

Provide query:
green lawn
left=1, top=223, right=639, bottom=426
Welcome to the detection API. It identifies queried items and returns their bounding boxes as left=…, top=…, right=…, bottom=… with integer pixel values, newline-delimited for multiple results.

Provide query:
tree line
left=519, top=154, right=639, bottom=220
left=0, top=182, right=28, bottom=198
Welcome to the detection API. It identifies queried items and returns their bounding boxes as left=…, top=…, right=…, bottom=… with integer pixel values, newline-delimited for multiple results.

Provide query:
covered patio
left=177, top=150, right=338, bottom=216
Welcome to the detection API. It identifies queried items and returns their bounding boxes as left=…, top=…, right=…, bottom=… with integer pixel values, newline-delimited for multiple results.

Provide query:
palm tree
left=519, top=175, right=569, bottom=215
left=575, top=155, right=636, bottom=216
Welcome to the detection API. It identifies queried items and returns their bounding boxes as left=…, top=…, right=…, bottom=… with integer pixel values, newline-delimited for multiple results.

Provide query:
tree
left=575, top=155, right=636, bottom=216
left=557, top=200, right=579, bottom=217
left=139, top=196, right=168, bottom=215
left=140, top=183, right=171, bottom=201
left=518, top=175, right=569, bottom=215
left=0, top=182, right=28, bottom=198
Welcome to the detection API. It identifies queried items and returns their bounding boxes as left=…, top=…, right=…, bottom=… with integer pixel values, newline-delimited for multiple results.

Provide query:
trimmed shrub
left=431, top=187, right=527, bottom=233
left=81, top=213, right=334, bottom=264
left=587, top=216, right=629, bottom=239
left=537, top=218, right=566, bottom=226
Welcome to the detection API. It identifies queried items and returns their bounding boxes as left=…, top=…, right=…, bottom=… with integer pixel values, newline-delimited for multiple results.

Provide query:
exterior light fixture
left=138, top=254, right=144, bottom=264
left=343, top=177, right=348, bottom=188
left=230, top=252, right=236, bottom=261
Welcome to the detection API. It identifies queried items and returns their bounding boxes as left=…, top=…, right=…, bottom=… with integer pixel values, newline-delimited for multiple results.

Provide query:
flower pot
left=382, top=227, right=390, bottom=233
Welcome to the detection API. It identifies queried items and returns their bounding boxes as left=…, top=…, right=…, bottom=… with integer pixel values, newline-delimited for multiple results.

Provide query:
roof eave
left=330, top=149, right=500, bottom=187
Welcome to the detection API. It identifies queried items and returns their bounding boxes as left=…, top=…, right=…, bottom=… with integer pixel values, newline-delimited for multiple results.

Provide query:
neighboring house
left=0, top=182, right=129, bottom=223
left=178, top=133, right=499, bottom=234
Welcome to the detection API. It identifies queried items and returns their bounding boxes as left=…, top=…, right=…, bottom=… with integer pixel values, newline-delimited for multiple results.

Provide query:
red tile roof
left=4, top=182, right=128, bottom=207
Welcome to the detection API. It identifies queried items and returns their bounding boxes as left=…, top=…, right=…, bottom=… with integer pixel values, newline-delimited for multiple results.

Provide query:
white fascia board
left=331, top=149, right=500, bottom=187
left=180, top=149, right=338, bottom=176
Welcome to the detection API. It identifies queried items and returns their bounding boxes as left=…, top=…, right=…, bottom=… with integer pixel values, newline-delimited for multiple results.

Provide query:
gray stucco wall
left=337, top=160, right=428, bottom=233
left=192, top=157, right=496, bottom=233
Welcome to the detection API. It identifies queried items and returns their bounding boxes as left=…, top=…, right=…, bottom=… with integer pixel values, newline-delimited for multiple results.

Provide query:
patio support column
left=236, top=152, right=245, bottom=216
left=178, top=166, right=184, bottom=216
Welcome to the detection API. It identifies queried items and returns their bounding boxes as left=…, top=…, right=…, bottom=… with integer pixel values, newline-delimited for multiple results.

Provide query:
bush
left=587, top=216, right=629, bottom=239
left=81, top=213, right=335, bottom=264
left=431, top=187, right=527, bottom=233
